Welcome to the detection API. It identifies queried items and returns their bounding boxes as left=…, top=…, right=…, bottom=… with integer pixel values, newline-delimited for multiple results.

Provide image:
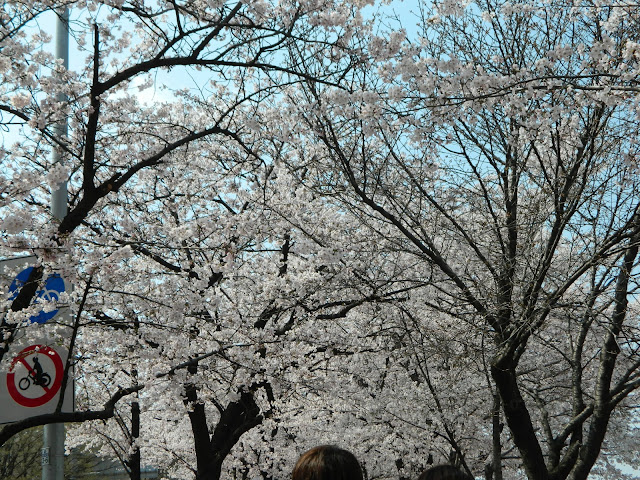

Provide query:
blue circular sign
left=8, top=267, right=66, bottom=324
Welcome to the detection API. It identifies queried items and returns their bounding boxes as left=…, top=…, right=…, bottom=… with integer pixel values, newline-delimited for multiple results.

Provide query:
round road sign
left=6, top=345, right=64, bottom=408
left=8, top=268, right=66, bottom=324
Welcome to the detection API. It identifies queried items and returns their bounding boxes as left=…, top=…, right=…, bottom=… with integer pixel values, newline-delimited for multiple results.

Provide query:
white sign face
left=0, top=344, right=73, bottom=424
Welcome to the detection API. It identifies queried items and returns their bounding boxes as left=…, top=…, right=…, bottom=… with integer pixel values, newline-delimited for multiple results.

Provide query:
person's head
left=417, top=464, right=473, bottom=480
left=292, top=445, right=363, bottom=480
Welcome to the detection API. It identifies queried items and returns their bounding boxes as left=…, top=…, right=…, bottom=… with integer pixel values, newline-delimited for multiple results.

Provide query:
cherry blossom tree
left=273, top=0, right=640, bottom=479
left=1, top=0, right=392, bottom=479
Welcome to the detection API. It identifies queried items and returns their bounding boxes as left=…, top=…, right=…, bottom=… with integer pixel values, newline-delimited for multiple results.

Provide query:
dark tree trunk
left=185, top=365, right=263, bottom=480
left=128, top=400, right=141, bottom=480
left=568, top=233, right=639, bottom=480
left=491, top=360, right=549, bottom=480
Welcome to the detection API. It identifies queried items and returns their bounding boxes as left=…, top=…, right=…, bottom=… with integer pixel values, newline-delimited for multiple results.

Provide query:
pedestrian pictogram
left=6, top=345, right=64, bottom=408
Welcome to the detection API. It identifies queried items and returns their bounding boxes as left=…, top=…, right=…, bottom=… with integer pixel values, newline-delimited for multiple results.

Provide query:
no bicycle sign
left=0, top=345, right=73, bottom=424
left=7, top=345, right=64, bottom=408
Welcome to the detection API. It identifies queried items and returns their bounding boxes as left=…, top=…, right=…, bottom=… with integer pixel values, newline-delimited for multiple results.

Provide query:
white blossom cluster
left=44, top=163, right=69, bottom=189
left=0, top=213, right=31, bottom=235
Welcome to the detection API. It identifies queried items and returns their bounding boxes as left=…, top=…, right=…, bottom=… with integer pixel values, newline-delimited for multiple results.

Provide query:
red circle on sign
left=6, top=345, right=64, bottom=408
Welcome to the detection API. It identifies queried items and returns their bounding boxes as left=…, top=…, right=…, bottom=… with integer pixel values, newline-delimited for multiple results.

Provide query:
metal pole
left=42, top=424, right=65, bottom=480
left=43, top=7, right=69, bottom=480
left=51, top=7, right=69, bottom=222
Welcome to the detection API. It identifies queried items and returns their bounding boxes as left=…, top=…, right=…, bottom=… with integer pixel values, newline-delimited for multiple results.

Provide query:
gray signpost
left=43, top=7, right=70, bottom=480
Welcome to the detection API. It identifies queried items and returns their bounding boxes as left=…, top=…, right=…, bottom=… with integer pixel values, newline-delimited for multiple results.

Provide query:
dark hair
left=417, top=464, right=473, bottom=480
left=292, top=445, right=364, bottom=480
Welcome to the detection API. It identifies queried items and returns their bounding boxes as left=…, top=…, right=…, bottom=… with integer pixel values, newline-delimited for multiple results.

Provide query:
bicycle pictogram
left=7, top=268, right=66, bottom=324
left=18, top=356, right=52, bottom=391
